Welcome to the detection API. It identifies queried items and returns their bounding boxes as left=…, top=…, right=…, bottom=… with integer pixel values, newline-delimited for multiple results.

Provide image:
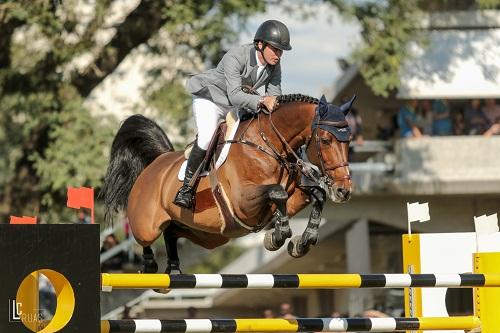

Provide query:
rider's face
left=259, top=42, right=282, bottom=65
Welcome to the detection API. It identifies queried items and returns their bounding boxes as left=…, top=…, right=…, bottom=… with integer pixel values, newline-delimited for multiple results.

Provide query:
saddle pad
left=178, top=113, right=240, bottom=181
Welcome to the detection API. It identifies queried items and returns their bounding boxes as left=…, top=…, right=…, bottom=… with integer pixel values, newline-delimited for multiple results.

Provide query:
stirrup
left=173, top=185, right=194, bottom=209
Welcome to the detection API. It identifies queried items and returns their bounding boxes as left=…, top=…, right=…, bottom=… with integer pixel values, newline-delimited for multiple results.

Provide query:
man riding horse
left=101, top=19, right=354, bottom=279
left=174, top=20, right=292, bottom=209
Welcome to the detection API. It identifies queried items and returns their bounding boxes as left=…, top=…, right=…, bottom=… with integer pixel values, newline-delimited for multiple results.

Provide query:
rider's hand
left=259, top=96, right=278, bottom=112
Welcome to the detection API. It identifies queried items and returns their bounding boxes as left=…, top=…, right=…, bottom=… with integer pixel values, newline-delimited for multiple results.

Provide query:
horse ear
left=340, top=95, right=356, bottom=115
left=319, top=95, right=328, bottom=108
left=318, top=95, right=328, bottom=115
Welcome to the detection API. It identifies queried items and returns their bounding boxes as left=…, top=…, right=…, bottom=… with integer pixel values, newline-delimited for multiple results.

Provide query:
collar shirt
left=255, top=50, right=267, bottom=80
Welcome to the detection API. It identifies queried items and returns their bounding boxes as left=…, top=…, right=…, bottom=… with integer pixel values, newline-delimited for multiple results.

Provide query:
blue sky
left=238, top=3, right=361, bottom=98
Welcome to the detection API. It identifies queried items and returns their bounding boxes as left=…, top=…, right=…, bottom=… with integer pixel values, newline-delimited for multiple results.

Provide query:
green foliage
left=146, top=80, right=193, bottom=146
left=351, top=1, right=423, bottom=97
left=147, top=80, right=192, bottom=122
left=163, top=1, right=266, bottom=65
left=186, top=244, right=246, bottom=273
left=0, top=0, right=266, bottom=221
left=477, top=0, right=500, bottom=8
left=345, top=0, right=499, bottom=97
left=32, top=89, right=116, bottom=205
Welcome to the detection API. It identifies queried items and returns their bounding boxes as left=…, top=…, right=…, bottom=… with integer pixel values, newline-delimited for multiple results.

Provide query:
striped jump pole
left=101, top=316, right=481, bottom=333
left=101, top=273, right=500, bottom=291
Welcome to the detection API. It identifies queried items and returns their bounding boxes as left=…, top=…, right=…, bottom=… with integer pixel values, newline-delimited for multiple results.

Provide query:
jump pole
left=100, top=316, right=481, bottom=333
left=101, top=273, right=500, bottom=291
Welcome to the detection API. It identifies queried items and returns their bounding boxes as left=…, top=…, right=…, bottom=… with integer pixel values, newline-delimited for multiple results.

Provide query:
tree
left=349, top=0, right=500, bottom=97
left=0, top=0, right=265, bottom=222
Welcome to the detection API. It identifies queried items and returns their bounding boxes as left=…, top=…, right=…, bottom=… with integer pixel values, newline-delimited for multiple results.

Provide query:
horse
left=101, top=94, right=353, bottom=276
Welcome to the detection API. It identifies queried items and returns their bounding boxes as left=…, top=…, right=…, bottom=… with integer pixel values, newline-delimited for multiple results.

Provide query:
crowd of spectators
left=396, top=98, right=500, bottom=138
left=359, top=98, right=500, bottom=141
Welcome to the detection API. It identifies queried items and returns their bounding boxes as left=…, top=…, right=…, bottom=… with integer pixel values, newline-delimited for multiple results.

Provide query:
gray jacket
left=186, top=43, right=282, bottom=112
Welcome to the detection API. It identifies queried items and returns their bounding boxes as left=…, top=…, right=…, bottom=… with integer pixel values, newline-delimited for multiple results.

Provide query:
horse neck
left=266, top=102, right=317, bottom=150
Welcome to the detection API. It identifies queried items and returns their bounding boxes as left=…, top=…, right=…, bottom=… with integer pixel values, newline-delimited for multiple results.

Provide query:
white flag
left=474, top=213, right=499, bottom=235
left=407, top=202, right=430, bottom=223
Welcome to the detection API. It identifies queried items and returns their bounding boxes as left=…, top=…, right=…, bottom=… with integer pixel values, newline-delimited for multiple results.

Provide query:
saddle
left=178, top=112, right=249, bottom=237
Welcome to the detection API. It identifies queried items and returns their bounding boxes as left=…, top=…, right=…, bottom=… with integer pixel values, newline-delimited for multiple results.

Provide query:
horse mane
left=277, top=94, right=319, bottom=105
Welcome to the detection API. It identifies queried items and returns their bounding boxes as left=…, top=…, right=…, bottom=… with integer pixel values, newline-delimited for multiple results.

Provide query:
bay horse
left=101, top=94, right=353, bottom=276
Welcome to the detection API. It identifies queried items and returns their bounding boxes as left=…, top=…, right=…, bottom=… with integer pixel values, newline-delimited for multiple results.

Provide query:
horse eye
left=320, top=137, right=331, bottom=145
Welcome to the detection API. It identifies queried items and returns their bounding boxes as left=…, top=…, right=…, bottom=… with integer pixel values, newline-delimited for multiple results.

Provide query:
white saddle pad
left=178, top=117, right=240, bottom=181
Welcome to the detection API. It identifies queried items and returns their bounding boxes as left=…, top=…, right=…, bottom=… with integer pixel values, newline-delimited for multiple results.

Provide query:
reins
left=224, top=86, right=324, bottom=183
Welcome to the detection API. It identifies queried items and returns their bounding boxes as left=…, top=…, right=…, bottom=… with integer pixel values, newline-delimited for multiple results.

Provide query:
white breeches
left=192, top=97, right=233, bottom=150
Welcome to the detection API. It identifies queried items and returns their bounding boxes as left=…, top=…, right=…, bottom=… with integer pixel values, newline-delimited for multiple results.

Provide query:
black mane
left=277, top=94, right=318, bottom=105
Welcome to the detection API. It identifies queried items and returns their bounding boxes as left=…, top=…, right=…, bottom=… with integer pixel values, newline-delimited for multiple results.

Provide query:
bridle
left=227, top=92, right=351, bottom=187
left=308, top=115, right=352, bottom=188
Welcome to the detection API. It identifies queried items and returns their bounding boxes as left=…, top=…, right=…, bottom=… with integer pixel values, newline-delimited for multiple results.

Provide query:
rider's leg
left=173, top=142, right=206, bottom=208
left=173, top=98, right=227, bottom=209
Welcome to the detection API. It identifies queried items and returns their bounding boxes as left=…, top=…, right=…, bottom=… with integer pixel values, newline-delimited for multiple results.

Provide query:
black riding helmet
left=254, top=20, right=292, bottom=51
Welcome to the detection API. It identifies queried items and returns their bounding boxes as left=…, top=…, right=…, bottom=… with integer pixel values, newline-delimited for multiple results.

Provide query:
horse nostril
left=336, top=188, right=351, bottom=199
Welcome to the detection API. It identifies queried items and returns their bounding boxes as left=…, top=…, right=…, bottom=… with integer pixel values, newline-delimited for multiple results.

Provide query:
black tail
left=101, top=115, right=174, bottom=224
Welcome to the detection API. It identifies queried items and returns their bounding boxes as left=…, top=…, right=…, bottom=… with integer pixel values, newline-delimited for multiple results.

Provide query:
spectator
left=453, top=110, right=465, bottom=135
left=482, top=99, right=500, bottom=126
left=375, top=109, right=397, bottom=140
left=330, top=311, right=342, bottom=318
left=279, top=302, right=295, bottom=319
left=397, top=100, right=422, bottom=138
left=343, top=96, right=364, bottom=146
left=74, top=209, right=90, bottom=224
left=417, top=100, right=433, bottom=136
left=362, top=309, right=389, bottom=318
left=464, top=99, right=490, bottom=135
left=263, top=308, right=275, bottom=318
left=187, top=306, right=198, bottom=319
left=431, top=99, right=453, bottom=136
left=123, top=216, right=131, bottom=239
left=100, top=233, right=127, bottom=272
left=484, top=117, right=500, bottom=137
left=122, top=306, right=135, bottom=319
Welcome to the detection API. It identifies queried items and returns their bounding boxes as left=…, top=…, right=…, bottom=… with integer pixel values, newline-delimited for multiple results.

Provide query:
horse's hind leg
left=288, top=187, right=325, bottom=258
left=142, top=246, right=159, bottom=273
left=264, top=184, right=292, bottom=251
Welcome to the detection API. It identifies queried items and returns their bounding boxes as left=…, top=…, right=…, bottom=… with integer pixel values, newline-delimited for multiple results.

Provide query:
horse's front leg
left=263, top=184, right=292, bottom=251
left=288, top=186, right=325, bottom=258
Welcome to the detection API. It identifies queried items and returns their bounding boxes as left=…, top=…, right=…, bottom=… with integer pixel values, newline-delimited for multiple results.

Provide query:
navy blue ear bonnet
left=312, top=95, right=355, bottom=142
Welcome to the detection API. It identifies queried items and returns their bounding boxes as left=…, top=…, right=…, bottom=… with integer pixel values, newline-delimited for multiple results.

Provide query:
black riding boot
left=173, top=143, right=206, bottom=209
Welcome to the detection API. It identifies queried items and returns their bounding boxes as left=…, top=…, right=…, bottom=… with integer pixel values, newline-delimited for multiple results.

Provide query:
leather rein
left=225, top=90, right=351, bottom=187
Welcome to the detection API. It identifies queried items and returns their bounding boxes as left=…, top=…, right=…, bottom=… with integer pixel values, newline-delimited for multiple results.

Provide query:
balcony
left=351, top=136, right=500, bottom=195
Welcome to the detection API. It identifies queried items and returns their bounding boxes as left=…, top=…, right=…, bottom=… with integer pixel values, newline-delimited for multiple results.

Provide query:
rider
left=173, top=20, right=292, bottom=209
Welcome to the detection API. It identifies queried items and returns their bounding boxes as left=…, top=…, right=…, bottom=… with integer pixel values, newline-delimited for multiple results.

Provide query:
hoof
left=153, top=288, right=172, bottom=294
left=141, top=257, right=159, bottom=274
left=264, top=229, right=283, bottom=251
left=166, top=261, right=182, bottom=275
left=287, top=235, right=310, bottom=258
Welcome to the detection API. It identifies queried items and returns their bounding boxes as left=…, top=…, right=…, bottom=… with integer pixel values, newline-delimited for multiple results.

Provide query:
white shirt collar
left=255, top=50, right=266, bottom=67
